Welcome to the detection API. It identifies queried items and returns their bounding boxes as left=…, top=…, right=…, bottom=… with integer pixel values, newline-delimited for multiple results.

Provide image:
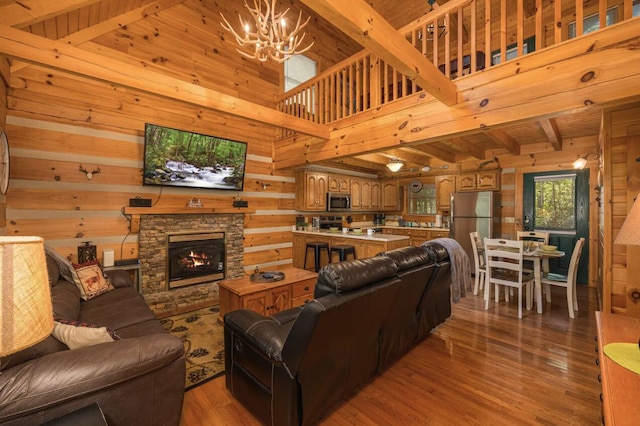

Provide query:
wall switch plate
left=233, top=200, right=248, bottom=208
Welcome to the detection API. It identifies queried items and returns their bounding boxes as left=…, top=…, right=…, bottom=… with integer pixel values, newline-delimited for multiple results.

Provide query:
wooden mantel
left=123, top=207, right=251, bottom=233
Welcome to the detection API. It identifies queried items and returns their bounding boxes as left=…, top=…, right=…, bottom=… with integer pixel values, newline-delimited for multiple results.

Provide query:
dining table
left=523, top=248, right=565, bottom=314
left=477, top=243, right=565, bottom=314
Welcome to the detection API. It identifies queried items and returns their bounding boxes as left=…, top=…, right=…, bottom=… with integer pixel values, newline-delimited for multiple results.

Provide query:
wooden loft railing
left=275, top=0, right=638, bottom=133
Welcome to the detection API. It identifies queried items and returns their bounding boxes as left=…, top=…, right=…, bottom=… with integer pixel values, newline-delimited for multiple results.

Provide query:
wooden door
left=350, top=177, right=363, bottom=210
left=457, top=174, right=477, bottom=191
left=381, top=180, right=399, bottom=210
left=477, top=171, right=500, bottom=190
left=270, top=287, right=291, bottom=314
left=371, top=180, right=381, bottom=209
left=361, top=179, right=372, bottom=210
left=243, top=291, right=269, bottom=315
left=436, top=175, right=456, bottom=211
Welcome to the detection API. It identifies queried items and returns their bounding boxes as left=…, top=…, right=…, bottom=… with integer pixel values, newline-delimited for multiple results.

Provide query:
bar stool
left=304, top=242, right=330, bottom=272
left=329, top=245, right=356, bottom=262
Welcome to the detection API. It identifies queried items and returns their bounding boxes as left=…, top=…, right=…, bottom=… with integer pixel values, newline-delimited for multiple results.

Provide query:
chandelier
left=220, top=0, right=314, bottom=63
left=387, top=158, right=404, bottom=173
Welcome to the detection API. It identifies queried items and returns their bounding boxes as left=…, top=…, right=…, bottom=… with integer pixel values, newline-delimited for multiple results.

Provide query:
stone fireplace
left=138, top=213, right=244, bottom=313
left=166, top=231, right=225, bottom=289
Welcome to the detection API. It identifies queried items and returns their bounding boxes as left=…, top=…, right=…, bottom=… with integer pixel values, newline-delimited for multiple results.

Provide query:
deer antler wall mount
left=79, top=165, right=101, bottom=180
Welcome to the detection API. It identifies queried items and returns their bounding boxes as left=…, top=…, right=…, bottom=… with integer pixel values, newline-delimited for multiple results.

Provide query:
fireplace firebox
left=167, top=232, right=225, bottom=288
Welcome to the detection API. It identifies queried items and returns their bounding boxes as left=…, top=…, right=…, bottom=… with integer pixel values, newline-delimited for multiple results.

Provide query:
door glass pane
left=533, top=174, right=576, bottom=230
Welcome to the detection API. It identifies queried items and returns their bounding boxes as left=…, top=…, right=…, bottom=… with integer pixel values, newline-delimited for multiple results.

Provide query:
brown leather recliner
left=224, top=241, right=453, bottom=426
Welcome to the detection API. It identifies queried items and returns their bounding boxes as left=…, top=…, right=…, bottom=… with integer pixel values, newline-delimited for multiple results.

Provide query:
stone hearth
left=138, top=213, right=244, bottom=313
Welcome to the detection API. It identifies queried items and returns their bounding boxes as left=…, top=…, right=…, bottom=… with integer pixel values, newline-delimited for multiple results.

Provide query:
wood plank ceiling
left=0, top=0, right=603, bottom=175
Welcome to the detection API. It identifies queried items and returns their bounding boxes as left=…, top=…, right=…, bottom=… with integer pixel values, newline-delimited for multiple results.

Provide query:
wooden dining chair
left=484, top=238, right=535, bottom=319
left=469, top=232, right=486, bottom=296
left=540, top=238, right=585, bottom=318
left=517, top=231, right=550, bottom=271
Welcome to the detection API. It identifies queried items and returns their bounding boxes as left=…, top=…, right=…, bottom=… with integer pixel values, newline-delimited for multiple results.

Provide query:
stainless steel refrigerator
left=450, top=191, right=500, bottom=261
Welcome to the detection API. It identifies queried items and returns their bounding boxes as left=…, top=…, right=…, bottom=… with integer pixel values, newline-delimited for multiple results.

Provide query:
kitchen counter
left=379, top=226, right=450, bottom=232
left=293, top=229, right=409, bottom=242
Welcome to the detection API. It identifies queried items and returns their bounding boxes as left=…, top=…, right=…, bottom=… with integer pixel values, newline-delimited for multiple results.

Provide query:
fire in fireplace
left=167, top=232, right=225, bottom=288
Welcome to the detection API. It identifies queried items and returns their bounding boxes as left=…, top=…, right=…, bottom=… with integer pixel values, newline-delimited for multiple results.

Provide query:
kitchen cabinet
left=328, top=174, right=350, bottom=193
left=295, top=171, right=328, bottom=211
left=435, top=175, right=456, bottom=212
left=381, top=179, right=400, bottom=211
left=350, top=177, right=373, bottom=210
left=292, top=231, right=409, bottom=269
left=383, top=227, right=450, bottom=246
left=371, top=180, right=381, bottom=209
left=457, top=171, right=500, bottom=191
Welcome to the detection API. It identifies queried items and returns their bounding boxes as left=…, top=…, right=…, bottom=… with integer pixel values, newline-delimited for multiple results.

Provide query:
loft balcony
left=276, top=0, right=639, bottom=130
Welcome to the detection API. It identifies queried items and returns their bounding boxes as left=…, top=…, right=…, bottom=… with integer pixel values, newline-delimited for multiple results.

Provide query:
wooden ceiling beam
left=539, top=118, right=563, bottom=150
left=0, top=24, right=329, bottom=139
left=485, top=129, right=520, bottom=155
left=0, top=0, right=103, bottom=28
left=450, top=136, right=486, bottom=160
left=301, top=0, right=458, bottom=106
left=273, top=19, right=640, bottom=168
left=11, top=0, right=187, bottom=73
left=405, top=143, right=457, bottom=163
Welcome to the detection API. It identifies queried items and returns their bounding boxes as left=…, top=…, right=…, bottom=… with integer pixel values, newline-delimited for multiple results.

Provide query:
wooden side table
left=218, top=266, right=317, bottom=323
left=595, top=311, right=640, bottom=425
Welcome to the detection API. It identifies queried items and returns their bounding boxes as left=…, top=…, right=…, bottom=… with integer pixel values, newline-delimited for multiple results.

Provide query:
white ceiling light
left=387, top=158, right=404, bottom=172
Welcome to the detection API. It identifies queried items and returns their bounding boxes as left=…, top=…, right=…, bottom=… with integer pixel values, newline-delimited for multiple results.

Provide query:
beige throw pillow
left=52, top=321, right=115, bottom=349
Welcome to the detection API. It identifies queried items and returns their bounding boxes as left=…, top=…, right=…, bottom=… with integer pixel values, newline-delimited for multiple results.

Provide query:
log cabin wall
left=0, top=57, right=7, bottom=236
left=605, top=102, right=640, bottom=318
left=2, top=0, right=359, bottom=312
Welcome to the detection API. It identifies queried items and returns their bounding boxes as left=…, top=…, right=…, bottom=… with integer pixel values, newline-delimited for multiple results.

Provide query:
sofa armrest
left=0, top=334, right=184, bottom=422
left=105, top=269, right=133, bottom=288
left=224, top=310, right=289, bottom=362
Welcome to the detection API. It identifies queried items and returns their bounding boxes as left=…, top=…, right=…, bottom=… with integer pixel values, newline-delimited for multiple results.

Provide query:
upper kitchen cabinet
left=457, top=171, right=500, bottom=191
left=295, top=171, right=328, bottom=211
left=350, top=177, right=373, bottom=211
left=381, top=180, right=400, bottom=211
left=328, top=174, right=350, bottom=193
left=435, top=175, right=456, bottom=212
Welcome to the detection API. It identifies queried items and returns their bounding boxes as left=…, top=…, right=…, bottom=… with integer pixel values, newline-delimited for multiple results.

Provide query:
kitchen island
left=292, top=229, right=409, bottom=271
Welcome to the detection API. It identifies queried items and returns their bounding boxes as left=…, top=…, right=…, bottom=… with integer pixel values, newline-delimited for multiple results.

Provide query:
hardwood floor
left=180, top=285, right=602, bottom=425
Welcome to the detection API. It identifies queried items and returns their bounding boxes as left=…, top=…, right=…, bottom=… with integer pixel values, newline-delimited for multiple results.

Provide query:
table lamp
left=0, top=236, right=53, bottom=358
left=614, top=196, right=640, bottom=245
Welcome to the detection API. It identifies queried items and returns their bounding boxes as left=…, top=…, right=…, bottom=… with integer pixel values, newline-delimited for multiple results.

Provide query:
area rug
left=160, top=306, right=225, bottom=390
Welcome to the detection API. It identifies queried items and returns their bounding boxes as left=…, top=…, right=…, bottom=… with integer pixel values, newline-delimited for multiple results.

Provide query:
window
left=533, top=174, right=576, bottom=231
left=284, top=54, right=317, bottom=92
left=407, top=184, right=436, bottom=215
left=492, top=36, right=535, bottom=65
left=568, top=6, right=618, bottom=39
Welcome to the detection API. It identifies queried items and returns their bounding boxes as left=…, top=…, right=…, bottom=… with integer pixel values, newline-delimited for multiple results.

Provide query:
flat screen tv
left=143, top=124, right=247, bottom=191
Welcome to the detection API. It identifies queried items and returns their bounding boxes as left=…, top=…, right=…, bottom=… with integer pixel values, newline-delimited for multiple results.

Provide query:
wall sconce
left=79, top=165, right=101, bottom=180
left=387, top=157, right=404, bottom=173
left=572, top=153, right=599, bottom=169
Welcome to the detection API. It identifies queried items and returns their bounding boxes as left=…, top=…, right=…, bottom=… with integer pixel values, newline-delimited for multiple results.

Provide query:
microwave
left=327, top=193, right=351, bottom=211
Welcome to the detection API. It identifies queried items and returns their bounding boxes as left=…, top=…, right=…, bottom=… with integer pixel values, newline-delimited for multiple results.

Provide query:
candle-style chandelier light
left=220, top=0, right=314, bottom=63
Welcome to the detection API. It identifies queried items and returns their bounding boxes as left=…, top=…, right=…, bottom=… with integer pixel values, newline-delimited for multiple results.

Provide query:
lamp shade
left=387, top=158, right=403, bottom=172
left=614, top=196, right=640, bottom=246
left=0, top=236, right=53, bottom=356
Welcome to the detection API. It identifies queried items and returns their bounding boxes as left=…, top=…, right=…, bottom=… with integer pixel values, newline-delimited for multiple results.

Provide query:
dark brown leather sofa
left=0, top=253, right=186, bottom=425
left=223, top=242, right=452, bottom=426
